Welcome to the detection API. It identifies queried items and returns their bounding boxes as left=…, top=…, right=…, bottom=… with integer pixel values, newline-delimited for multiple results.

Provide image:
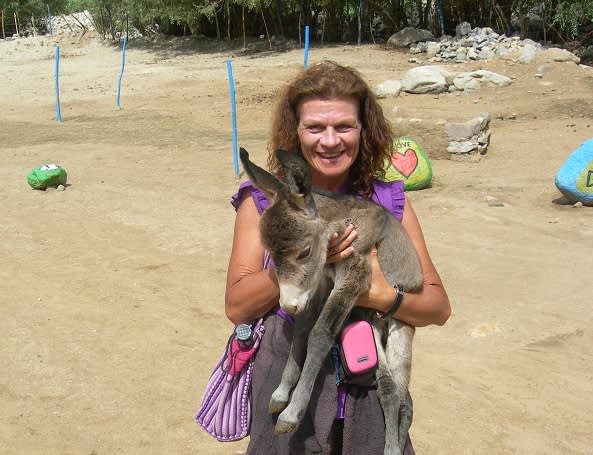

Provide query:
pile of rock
left=47, top=11, right=144, bottom=39
left=445, top=114, right=491, bottom=162
left=413, top=23, right=544, bottom=64
left=377, top=65, right=512, bottom=96
left=388, top=22, right=581, bottom=66
left=49, top=11, right=95, bottom=35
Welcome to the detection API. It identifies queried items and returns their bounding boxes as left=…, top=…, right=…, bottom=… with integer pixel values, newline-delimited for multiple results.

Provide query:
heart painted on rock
left=391, top=149, right=418, bottom=178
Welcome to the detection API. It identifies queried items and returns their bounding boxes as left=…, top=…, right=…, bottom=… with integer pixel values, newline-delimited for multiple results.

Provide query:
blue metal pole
left=116, top=37, right=128, bottom=109
left=55, top=46, right=62, bottom=123
left=304, top=26, right=310, bottom=70
left=226, top=59, right=240, bottom=178
left=47, top=4, right=52, bottom=35
left=303, top=25, right=309, bottom=71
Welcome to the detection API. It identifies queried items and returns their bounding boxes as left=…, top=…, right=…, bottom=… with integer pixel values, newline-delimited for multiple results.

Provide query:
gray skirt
left=246, top=311, right=415, bottom=455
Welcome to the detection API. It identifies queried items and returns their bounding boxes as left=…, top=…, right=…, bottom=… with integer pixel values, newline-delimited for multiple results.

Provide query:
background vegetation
left=1, top=0, right=592, bottom=48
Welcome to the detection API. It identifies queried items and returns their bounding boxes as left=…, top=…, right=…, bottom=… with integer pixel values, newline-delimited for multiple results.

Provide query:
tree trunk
left=357, top=0, right=363, bottom=45
left=14, top=12, right=19, bottom=36
left=274, top=0, right=284, bottom=37
left=242, top=5, right=246, bottom=48
left=492, top=1, right=511, bottom=36
left=261, top=6, right=272, bottom=50
left=215, top=11, right=221, bottom=40
left=226, top=0, right=231, bottom=40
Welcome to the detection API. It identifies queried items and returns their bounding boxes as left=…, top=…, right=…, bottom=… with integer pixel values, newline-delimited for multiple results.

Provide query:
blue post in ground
left=437, top=0, right=445, bottom=36
left=47, top=4, right=52, bottom=35
left=304, top=26, right=310, bottom=70
left=116, top=37, right=128, bottom=109
left=55, top=46, right=62, bottom=122
left=226, top=59, right=240, bottom=178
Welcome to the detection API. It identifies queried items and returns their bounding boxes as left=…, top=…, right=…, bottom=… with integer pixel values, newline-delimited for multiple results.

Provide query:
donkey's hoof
left=269, top=389, right=289, bottom=413
left=274, top=418, right=297, bottom=434
left=269, top=398, right=288, bottom=414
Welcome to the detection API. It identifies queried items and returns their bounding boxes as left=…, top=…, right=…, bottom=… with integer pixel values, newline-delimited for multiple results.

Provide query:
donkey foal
left=240, top=148, right=423, bottom=455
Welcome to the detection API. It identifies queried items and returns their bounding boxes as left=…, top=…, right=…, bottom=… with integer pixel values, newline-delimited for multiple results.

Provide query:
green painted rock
left=382, top=136, right=432, bottom=190
left=27, top=164, right=68, bottom=190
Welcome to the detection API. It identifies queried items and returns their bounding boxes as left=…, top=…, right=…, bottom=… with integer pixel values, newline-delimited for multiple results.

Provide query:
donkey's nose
left=279, top=284, right=310, bottom=316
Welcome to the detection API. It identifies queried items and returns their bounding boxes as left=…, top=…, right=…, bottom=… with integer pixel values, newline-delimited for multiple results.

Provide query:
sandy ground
left=1, top=32, right=592, bottom=454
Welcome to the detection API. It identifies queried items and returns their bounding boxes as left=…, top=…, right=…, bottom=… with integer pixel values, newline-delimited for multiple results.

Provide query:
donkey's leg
left=275, top=260, right=371, bottom=434
left=373, top=327, right=402, bottom=455
left=274, top=297, right=351, bottom=434
left=385, top=322, right=415, bottom=452
left=399, top=390, right=413, bottom=451
left=269, top=315, right=316, bottom=414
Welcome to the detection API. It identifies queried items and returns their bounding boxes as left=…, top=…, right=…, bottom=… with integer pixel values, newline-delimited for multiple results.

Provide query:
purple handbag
left=195, top=319, right=265, bottom=441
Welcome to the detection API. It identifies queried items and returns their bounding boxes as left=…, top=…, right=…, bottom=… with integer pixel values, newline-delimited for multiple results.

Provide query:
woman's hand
left=326, top=224, right=356, bottom=264
left=355, top=247, right=395, bottom=310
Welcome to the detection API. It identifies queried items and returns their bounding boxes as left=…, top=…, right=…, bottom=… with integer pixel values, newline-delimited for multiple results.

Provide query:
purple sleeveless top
left=231, top=179, right=405, bottom=221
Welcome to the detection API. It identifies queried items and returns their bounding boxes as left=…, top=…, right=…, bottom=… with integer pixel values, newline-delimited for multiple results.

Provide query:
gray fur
left=240, top=147, right=423, bottom=455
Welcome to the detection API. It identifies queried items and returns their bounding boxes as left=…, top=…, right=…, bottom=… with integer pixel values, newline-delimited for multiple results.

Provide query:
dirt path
left=1, top=32, right=592, bottom=454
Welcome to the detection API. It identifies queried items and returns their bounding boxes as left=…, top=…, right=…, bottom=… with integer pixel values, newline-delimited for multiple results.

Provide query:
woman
left=225, top=61, right=450, bottom=454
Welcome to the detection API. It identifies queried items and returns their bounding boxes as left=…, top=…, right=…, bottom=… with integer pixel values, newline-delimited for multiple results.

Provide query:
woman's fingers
left=328, top=224, right=356, bottom=252
left=326, top=224, right=357, bottom=263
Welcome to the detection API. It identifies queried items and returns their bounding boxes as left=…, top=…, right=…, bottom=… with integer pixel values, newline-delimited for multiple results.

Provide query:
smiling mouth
left=317, top=151, right=344, bottom=160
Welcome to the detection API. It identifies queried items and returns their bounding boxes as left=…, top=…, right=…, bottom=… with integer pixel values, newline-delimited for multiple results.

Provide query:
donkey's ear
left=275, top=149, right=312, bottom=195
left=275, top=149, right=318, bottom=218
left=240, top=147, right=287, bottom=202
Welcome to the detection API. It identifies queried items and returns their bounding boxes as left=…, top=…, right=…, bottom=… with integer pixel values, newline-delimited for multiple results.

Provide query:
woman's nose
left=319, top=127, right=339, bottom=147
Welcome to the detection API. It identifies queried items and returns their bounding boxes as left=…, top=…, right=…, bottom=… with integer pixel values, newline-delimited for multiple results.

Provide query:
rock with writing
left=555, top=138, right=593, bottom=206
left=382, top=136, right=432, bottom=191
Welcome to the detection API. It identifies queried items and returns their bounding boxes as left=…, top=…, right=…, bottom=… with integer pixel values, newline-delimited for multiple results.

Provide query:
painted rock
left=27, top=164, right=68, bottom=190
left=555, top=138, right=593, bottom=206
left=382, top=136, right=432, bottom=191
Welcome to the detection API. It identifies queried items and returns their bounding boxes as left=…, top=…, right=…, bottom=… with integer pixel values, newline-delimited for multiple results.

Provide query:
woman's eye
left=336, top=124, right=358, bottom=133
left=306, top=126, right=324, bottom=134
left=297, top=245, right=312, bottom=260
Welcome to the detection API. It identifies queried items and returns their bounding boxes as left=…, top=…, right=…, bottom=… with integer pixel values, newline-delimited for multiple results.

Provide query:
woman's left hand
left=326, top=224, right=357, bottom=264
left=355, top=247, right=394, bottom=311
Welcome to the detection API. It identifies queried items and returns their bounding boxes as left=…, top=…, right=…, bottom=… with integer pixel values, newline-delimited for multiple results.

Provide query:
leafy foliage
left=552, top=0, right=593, bottom=40
left=1, top=0, right=591, bottom=46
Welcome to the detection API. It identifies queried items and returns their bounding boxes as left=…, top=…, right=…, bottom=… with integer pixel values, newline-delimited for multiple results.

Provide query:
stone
left=478, top=48, right=496, bottom=60
left=555, top=138, right=593, bottom=206
left=387, top=27, right=434, bottom=48
left=445, top=117, right=484, bottom=141
left=426, top=42, right=441, bottom=59
left=542, top=48, right=580, bottom=64
left=445, top=114, right=491, bottom=161
left=456, top=22, right=472, bottom=38
left=375, top=80, right=402, bottom=98
left=453, top=70, right=512, bottom=91
left=402, top=66, right=448, bottom=94
left=519, top=43, right=538, bottom=64
left=381, top=136, right=432, bottom=191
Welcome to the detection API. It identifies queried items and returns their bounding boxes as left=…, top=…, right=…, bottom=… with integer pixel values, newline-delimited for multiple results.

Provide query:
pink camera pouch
left=226, top=339, right=258, bottom=376
left=339, top=320, right=378, bottom=381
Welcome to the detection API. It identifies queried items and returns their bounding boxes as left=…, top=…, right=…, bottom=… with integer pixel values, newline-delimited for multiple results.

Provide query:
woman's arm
left=225, top=193, right=280, bottom=325
left=356, top=198, right=451, bottom=327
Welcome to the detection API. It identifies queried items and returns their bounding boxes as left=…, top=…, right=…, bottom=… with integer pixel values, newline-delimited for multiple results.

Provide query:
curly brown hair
left=268, top=61, right=395, bottom=197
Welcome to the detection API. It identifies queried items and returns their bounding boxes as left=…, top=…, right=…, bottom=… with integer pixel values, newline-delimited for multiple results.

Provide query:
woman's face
left=297, top=97, right=361, bottom=191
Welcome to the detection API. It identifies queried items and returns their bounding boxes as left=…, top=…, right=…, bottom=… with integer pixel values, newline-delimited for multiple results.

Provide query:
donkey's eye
left=297, top=245, right=312, bottom=260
